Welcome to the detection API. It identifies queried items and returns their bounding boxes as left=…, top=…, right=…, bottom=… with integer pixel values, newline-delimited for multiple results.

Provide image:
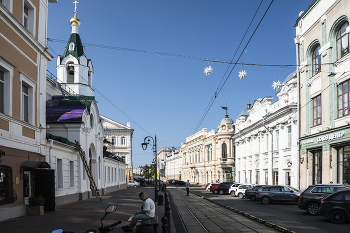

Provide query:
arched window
left=312, top=45, right=321, bottom=75
left=337, top=22, right=349, bottom=59
left=69, top=42, right=75, bottom=52
left=90, top=114, right=94, bottom=129
left=222, top=143, right=227, bottom=158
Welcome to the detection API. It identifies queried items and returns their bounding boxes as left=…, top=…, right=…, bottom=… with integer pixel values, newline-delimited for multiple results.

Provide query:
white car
left=229, top=183, right=241, bottom=196
left=235, top=184, right=254, bottom=199
left=128, top=180, right=140, bottom=188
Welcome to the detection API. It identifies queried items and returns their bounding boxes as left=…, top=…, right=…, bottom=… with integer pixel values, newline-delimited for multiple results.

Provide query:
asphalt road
left=190, top=187, right=350, bottom=233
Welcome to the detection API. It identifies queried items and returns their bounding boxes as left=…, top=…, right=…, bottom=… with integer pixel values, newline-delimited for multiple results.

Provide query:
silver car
left=256, top=185, right=301, bottom=204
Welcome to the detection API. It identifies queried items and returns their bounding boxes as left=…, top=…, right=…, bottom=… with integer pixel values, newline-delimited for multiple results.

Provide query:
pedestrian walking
left=186, top=180, right=190, bottom=196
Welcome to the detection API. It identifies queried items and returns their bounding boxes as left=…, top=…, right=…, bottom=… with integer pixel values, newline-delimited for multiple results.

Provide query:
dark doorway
left=34, top=169, right=55, bottom=211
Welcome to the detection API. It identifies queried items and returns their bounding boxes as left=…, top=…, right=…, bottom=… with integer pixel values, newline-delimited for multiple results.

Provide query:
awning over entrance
left=20, top=161, right=51, bottom=169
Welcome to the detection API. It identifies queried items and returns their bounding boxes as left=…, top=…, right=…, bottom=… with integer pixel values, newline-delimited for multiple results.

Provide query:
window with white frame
left=0, top=59, right=13, bottom=116
left=23, top=1, right=36, bottom=35
left=70, top=161, right=74, bottom=187
left=287, top=126, right=292, bottom=148
left=312, top=45, right=321, bottom=75
left=0, top=0, right=12, bottom=11
left=57, top=159, right=63, bottom=188
left=22, top=84, right=29, bottom=123
left=313, top=95, right=322, bottom=126
left=338, top=80, right=350, bottom=118
left=121, top=136, right=126, bottom=145
left=337, top=22, right=349, bottom=59
left=112, top=136, right=116, bottom=146
left=0, top=70, right=4, bottom=113
left=276, top=131, right=279, bottom=150
left=69, top=42, right=75, bottom=52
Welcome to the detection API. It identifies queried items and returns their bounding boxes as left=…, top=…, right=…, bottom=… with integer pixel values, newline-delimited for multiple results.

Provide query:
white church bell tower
left=56, top=4, right=94, bottom=97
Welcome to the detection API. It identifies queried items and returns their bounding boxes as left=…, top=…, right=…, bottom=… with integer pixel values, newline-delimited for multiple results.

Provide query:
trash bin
left=157, top=194, right=163, bottom=205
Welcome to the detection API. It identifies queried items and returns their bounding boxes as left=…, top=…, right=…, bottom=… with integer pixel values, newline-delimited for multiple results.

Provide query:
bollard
left=161, top=216, right=168, bottom=233
left=158, top=194, right=164, bottom=206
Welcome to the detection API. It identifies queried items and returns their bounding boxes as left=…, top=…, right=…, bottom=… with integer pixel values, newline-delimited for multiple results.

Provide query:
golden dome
left=70, top=13, right=81, bottom=26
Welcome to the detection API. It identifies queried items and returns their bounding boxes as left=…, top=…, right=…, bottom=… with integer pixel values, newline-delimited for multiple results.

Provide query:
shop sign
left=317, top=131, right=345, bottom=143
left=302, top=139, right=314, bottom=145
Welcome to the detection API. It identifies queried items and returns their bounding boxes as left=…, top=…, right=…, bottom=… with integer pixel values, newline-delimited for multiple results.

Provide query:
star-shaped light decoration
left=204, top=66, right=213, bottom=75
left=333, top=78, right=340, bottom=87
left=238, top=70, right=247, bottom=79
left=272, top=80, right=283, bottom=90
left=306, top=80, right=313, bottom=87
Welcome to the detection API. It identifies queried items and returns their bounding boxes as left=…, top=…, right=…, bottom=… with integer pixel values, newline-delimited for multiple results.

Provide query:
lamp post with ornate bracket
left=142, top=135, right=158, bottom=201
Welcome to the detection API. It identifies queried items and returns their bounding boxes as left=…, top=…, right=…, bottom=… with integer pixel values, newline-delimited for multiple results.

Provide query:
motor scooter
left=51, top=204, right=122, bottom=233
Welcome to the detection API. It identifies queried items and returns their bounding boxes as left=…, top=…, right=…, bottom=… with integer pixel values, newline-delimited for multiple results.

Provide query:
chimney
left=127, top=122, right=130, bottom=127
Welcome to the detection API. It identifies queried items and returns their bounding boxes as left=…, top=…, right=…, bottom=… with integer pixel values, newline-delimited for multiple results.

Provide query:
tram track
left=170, top=187, right=265, bottom=233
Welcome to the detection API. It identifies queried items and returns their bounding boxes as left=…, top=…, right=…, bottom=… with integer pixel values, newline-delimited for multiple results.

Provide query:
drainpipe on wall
left=49, top=139, right=53, bottom=167
left=295, top=36, right=301, bottom=190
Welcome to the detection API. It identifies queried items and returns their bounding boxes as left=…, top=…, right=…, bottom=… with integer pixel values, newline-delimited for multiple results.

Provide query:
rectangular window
left=313, top=95, right=322, bottom=126
left=276, top=131, right=279, bottom=150
left=256, top=171, right=259, bottom=184
left=313, top=150, right=322, bottom=184
left=287, top=126, right=291, bottom=148
left=266, top=134, right=269, bottom=152
left=0, top=70, right=4, bottom=113
left=265, top=172, right=268, bottom=185
left=70, top=161, right=74, bottom=187
left=23, top=4, right=29, bottom=29
left=338, top=80, right=350, bottom=118
left=273, top=171, right=278, bottom=185
left=22, top=84, right=29, bottom=122
left=57, top=159, right=63, bottom=188
left=112, top=137, right=116, bottom=146
left=121, top=136, right=126, bottom=145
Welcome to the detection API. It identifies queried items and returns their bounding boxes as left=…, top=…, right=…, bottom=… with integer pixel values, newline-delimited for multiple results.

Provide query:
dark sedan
left=245, top=185, right=266, bottom=201
left=256, top=185, right=301, bottom=204
left=172, top=180, right=186, bottom=185
left=319, top=190, right=350, bottom=224
left=216, top=182, right=234, bottom=195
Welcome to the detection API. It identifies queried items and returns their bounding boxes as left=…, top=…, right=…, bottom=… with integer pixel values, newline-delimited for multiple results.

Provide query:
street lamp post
left=142, top=135, right=158, bottom=201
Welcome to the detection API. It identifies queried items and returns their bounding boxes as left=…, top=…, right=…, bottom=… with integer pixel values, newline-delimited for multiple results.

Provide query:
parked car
left=216, top=182, right=234, bottom=195
left=298, top=184, right=350, bottom=216
left=229, top=183, right=241, bottom=197
left=235, top=184, right=255, bottom=199
left=256, top=185, right=301, bottom=204
left=211, top=184, right=220, bottom=193
left=173, top=180, right=186, bottom=185
left=245, top=185, right=266, bottom=201
left=166, top=179, right=174, bottom=183
left=128, top=180, right=140, bottom=188
left=206, top=183, right=216, bottom=192
left=319, top=190, right=350, bottom=224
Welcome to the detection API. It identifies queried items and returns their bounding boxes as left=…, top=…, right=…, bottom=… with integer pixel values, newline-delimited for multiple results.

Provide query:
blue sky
left=47, top=0, right=312, bottom=168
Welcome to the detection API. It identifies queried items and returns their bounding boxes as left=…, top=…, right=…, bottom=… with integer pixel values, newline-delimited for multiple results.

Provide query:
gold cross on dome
left=73, top=1, right=79, bottom=13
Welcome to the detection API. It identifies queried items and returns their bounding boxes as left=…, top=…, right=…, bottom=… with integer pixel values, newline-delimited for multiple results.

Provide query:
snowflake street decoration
left=238, top=70, right=247, bottom=79
left=272, top=80, right=283, bottom=90
left=333, top=78, right=340, bottom=86
left=306, top=80, right=313, bottom=87
left=204, top=66, right=213, bottom=75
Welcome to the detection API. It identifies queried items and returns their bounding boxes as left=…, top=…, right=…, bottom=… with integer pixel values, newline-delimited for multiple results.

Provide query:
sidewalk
left=0, top=185, right=174, bottom=233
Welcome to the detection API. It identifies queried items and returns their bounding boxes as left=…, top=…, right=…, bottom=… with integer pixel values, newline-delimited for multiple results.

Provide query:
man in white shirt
left=123, top=192, right=155, bottom=231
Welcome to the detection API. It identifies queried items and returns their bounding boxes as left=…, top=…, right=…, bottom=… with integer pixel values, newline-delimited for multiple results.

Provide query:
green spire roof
left=62, top=33, right=85, bottom=62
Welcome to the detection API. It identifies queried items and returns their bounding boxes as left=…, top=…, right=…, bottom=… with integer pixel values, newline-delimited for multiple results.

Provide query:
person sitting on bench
left=123, top=192, right=155, bottom=231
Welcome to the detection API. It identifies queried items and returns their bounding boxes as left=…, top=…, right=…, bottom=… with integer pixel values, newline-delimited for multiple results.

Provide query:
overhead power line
left=193, top=0, right=275, bottom=133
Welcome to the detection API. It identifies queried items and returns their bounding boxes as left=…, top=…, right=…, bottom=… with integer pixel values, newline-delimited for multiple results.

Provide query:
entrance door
left=337, top=146, right=350, bottom=185
left=34, top=169, right=55, bottom=211
left=313, top=150, right=322, bottom=184
left=23, top=171, right=32, bottom=204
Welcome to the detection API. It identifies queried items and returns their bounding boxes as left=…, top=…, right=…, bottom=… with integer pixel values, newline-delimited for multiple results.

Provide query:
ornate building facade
left=296, top=0, right=350, bottom=189
left=181, top=115, right=235, bottom=184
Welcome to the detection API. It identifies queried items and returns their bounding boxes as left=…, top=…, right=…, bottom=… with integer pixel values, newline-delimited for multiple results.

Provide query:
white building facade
left=164, top=147, right=182, bottom=180
left=101, top=115, right=133, bottom=182
left=234, top=71, right=299, bottom=188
